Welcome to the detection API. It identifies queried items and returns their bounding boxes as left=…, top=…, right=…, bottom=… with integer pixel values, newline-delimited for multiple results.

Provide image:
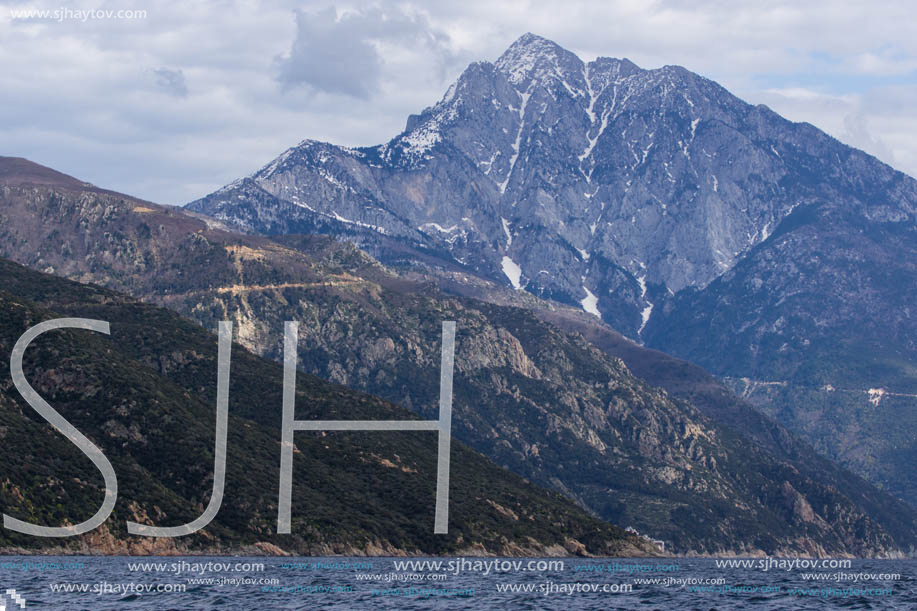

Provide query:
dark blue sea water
left=0, top=556, right=912, bottom=609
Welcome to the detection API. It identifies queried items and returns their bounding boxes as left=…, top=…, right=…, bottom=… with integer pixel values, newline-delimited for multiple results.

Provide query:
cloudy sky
left=2, top=0, right=915, bottom=205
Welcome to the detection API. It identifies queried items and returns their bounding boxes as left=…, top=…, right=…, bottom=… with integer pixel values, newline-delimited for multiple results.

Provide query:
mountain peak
left=495, top=33, right=582, bottom=86
left=590, top=55, right=642, bottom=76
left=504, top=32, right=559, bottom=51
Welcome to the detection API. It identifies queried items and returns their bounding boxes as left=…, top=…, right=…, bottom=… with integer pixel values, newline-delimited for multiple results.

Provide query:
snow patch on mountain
left=501, top=89, right=532, bottom=193
left=581, top=285, right=601, bottom=317
left=420, top=222, right=458, bottom=234
left=637, top=274, right=654, bottom=335
left=502, top=256, right=523, bottom=289
left=330, top=211, right=386, bottom=234
left=402, top=122, right=442, bottom=156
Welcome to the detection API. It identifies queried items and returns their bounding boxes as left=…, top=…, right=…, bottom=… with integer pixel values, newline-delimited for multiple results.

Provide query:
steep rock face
left=186, top=34, right=916, bottom=341
left=2, top=167, right=916, bottom=555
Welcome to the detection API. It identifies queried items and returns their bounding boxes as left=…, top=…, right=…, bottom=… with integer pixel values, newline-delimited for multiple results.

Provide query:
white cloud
left=274, top=6, right=451, bottom=98
left=0, top=0, right=915, bottom=204
left=849, top=51, right=917, bottom=76
left=843, top=112, right=896, bottom=166
left=752, top=86, right=906, bottom=173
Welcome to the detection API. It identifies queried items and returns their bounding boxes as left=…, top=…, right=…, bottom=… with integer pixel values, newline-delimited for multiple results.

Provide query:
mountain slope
left=182, top=35, right=917, bottom=511
left=186, top=34, right=917, bottom=340
left=0, top=256, right=650, bottom=556
left=2, top=160, right=916, bottom=555
left=645, top=200, right=917, bottom=503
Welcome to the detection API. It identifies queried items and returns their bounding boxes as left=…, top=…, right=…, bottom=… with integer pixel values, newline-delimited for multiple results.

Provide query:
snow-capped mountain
left=191, top=33, right=836, bottom=336
left=187, top=29, right=917, bottom=345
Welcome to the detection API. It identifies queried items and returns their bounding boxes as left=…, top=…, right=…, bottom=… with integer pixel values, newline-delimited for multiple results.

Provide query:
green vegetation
left=0, top=257, right=649, bottom=555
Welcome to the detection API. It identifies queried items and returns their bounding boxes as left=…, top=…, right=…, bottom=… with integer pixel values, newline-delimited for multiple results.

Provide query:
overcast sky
left=2, top=0, right=916, bottom=205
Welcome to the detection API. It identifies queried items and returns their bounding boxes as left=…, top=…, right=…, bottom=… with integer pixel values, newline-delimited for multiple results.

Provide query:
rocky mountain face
left=2, top=159, right=916, bottom=555
left=184, top=35, right=917, bottom=511
left=0, top=256, right=654, bottom=556
left=646, top=200, right=917, bottom=504
left=187, top=34, right=915, bottom=338
left=434, top=267, right=913, bottom=511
